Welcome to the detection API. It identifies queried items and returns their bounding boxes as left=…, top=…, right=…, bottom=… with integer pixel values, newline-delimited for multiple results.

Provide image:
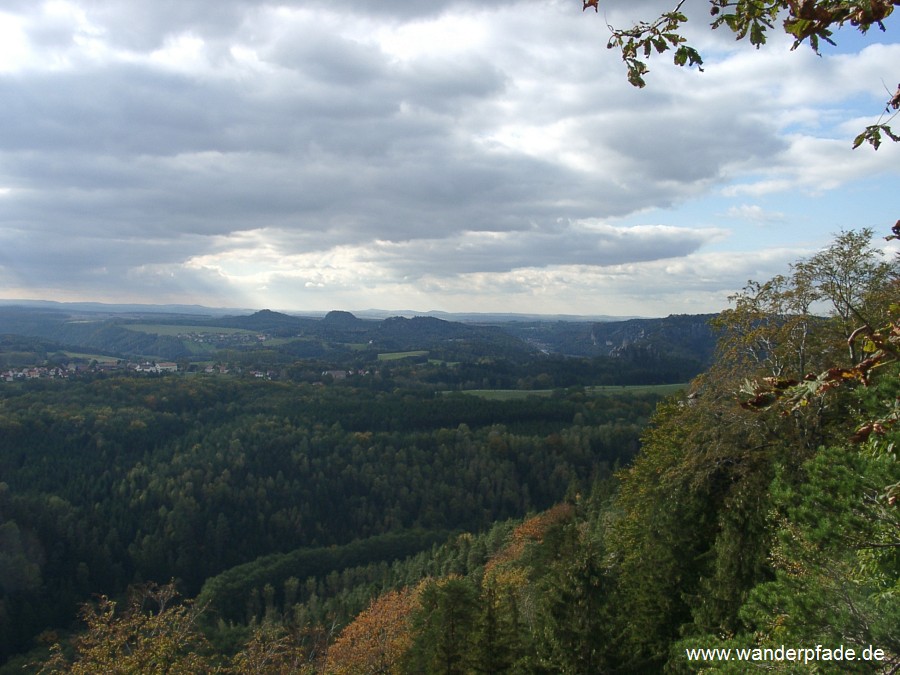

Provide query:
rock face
left=458, top=314, right=720, bottom=365
left=590, top=314, right=718, bottom=366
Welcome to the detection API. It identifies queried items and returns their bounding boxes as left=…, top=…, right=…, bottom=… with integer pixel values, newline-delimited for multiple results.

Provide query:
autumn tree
left=325, top=586, right=419, bottom=675
left=34, top=582, right=327, bottom=674
left=229, top=620, right=313, bottom=675
left=35, top=583, right=217, bottom=675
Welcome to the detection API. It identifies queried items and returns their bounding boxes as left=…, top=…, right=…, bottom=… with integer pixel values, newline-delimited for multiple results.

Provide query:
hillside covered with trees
left=2, top=0, right=899, bottom=666
left=0, top=367, right=656, bottom=669
left=1, top=225, right=896, bottom=673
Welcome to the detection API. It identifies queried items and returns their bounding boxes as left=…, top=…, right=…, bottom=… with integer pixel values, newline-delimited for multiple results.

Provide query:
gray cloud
left=75, top=0, right=542, bottom=52
left=78, top=0, right=264, bottom=50
left=371, top=222, right=723, bottom=276
left=267, top=31, right=386, bottom=86
left=0, top=0, right=892, bottom=312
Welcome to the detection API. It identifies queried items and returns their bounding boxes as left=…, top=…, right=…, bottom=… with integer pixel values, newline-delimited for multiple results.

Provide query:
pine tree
left=405, top=577, right=480, bottom=675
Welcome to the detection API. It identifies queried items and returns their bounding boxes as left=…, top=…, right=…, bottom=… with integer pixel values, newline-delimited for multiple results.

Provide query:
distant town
left=2, top=360, right=179, bottom=382
left=1, top=359, right=370, bottom=385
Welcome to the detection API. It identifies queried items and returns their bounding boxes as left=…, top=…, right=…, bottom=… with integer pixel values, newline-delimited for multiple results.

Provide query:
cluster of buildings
left=202, top=364, right=277, bottom=379
left=2, top=365, right=75, bottom=381
left=132, top=361, right=179, bottom=373
left=178, top=331, right=268, bottom=346
left=2, top=361, right=178, bottom=382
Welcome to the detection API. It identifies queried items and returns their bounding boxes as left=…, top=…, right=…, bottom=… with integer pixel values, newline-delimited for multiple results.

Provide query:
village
left=1, top=360, right=179, bottom=382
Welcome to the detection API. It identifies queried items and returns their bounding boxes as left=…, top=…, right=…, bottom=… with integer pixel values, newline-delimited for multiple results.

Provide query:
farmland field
left=459, top=382, right=688, bottom=400
left=377, top=350, right=429, bottom=361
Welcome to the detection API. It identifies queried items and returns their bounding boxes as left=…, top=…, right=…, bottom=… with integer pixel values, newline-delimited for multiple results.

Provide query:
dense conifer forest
left=0, top=228, right=896, bottom=673
left=0, top=358, right=657, bottom=670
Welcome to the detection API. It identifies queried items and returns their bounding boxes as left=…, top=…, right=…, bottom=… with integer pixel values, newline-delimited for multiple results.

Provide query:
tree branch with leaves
left=585, top=0, right=900, bottom=147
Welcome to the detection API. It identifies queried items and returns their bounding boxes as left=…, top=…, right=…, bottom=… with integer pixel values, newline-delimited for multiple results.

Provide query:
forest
left=0, top=227, right=896, bottom=673
left=0, top=359, right=656, bottom=670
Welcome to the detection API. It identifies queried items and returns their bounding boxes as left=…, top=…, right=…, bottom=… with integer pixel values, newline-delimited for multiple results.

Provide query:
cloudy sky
left=1, top=0, right=897, bottom=316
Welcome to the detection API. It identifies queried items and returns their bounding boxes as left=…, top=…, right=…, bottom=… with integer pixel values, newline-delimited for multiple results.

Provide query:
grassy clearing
left=457, top=389, right=555, bottom=400
left=377, top=350, right=429, bottom=361
left=585, top=383, right=688, bottom=396
left=258, top=337, right=295, bottom=346
left=456, top=383, right=688, bottom=400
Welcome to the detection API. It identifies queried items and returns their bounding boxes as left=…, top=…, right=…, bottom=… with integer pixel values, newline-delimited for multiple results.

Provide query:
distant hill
left=201, top=310, right=537, bottom=358
left=322, top=310, right=366, bottom=326
left=590, top=314, right=718, bottom=365
left=212, top=309, right=316, bottom=335
left=350, top=309, right=635, bottom=322
left=372, top=315, right=535, bottom=360
left=494, top=314, right=718, bottom=365
left=0, top=306, right=192, bottom=360
left=0, top=299, right=243, bottom=318
left=0, top=304, right=719, bottom=367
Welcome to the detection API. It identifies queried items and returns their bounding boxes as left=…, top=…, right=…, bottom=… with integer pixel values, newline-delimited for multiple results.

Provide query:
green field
left=457, top=383, right=687, bottom=400
left=455, top=389, right=555, bottom=400
left=377, top=350, right=429, bottom=361
left=585, top=383, right=688, bottom=396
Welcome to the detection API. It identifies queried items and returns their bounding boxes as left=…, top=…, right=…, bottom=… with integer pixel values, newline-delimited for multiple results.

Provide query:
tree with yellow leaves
left=325, top=586, right=419, bottom=675
left=35, top=583, right=217, bottom=675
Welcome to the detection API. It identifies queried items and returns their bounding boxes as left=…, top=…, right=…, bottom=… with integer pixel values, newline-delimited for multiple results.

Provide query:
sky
left=0, top=0, right=898, bottom=317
